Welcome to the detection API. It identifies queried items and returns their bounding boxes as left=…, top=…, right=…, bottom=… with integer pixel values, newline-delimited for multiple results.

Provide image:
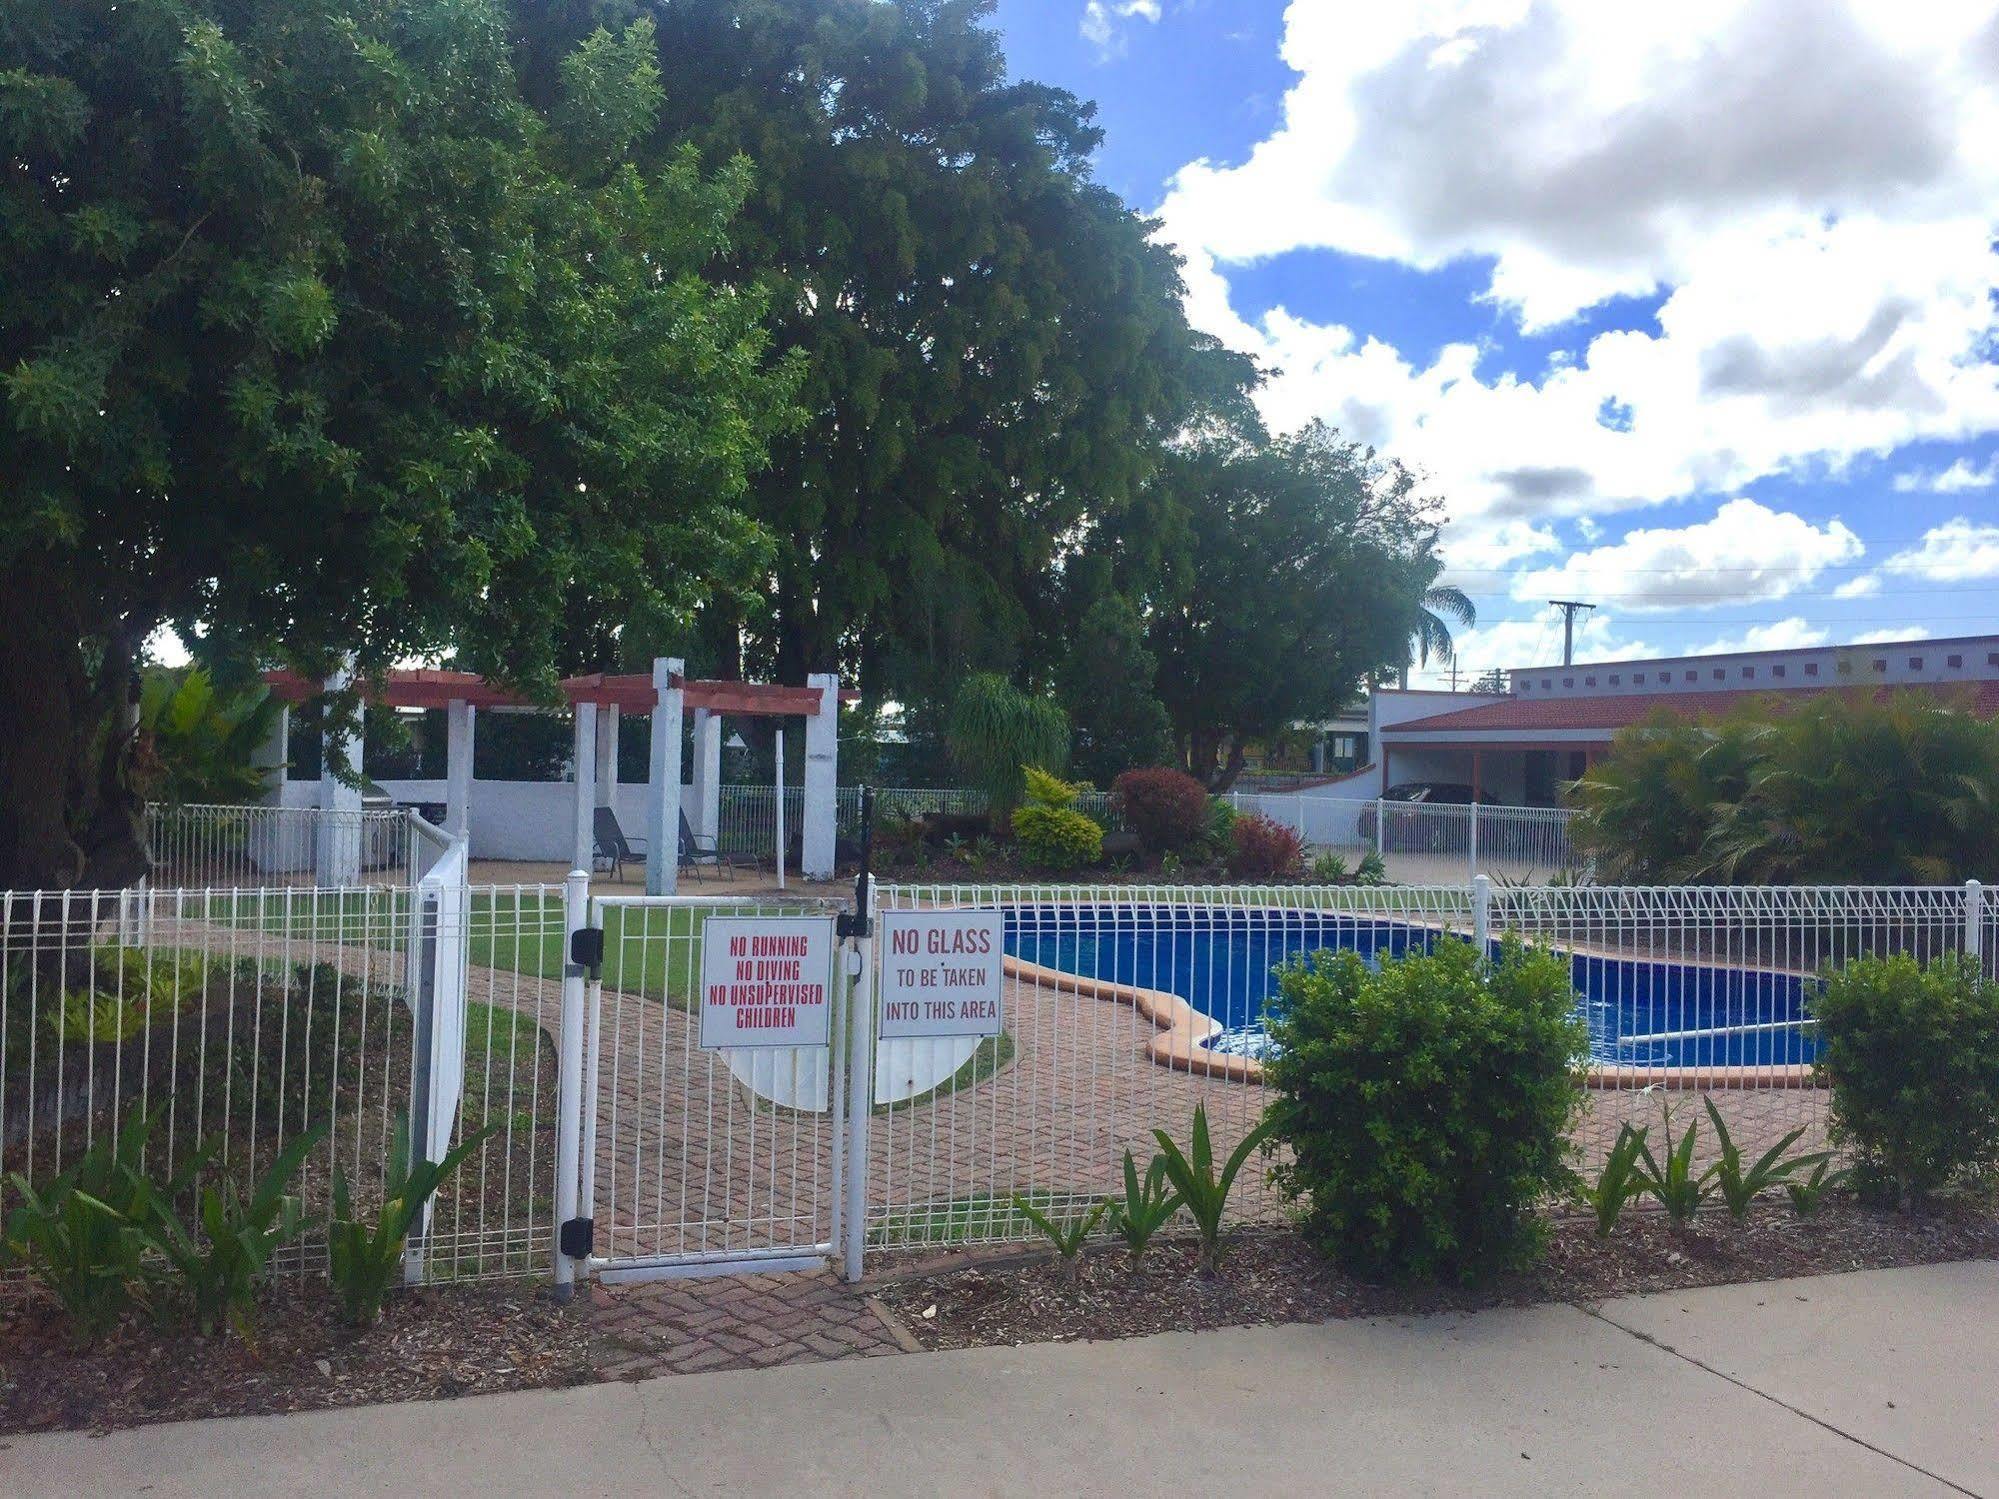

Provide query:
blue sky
left=992, top=0, right=1999, bottom=685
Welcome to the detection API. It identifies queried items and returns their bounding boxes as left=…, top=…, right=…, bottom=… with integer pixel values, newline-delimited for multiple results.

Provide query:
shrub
left=1012, top=806, right=1103, bottom=869
left=1199, top=795, right=1238, bottom=861
left=1309, top=852, right=1348, bottom=883
left=1227, top=812, right=1303, bottom=879
left=946, top=674, right=1070, bottom=818
left=1011, top=1194, right=1106, bottom=1288
left=1811, top=953, right=1999, bottom=1208
left=1108, top=1149, right=1181, bottom=1267
left=1012, top=766, right=1103, bottom=869
left=1112, top=768, right=1211, bottom=853
left=1263, top=937, right=1585, bottom=1284
left=1355, top=850, right=1387, bottom=886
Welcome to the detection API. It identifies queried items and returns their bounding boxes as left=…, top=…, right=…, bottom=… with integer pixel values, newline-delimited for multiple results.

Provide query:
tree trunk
left=0, top=559, right=150, bottom=897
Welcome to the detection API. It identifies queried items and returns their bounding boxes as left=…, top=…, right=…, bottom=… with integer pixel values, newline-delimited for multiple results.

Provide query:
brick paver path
left=591, top=1270, right=904, bottom=1379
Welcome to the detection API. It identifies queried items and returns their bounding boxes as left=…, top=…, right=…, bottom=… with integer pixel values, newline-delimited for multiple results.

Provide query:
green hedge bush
left=1811, top=952, right=1999, bottom=1208
left=1262, top=937, right=1585, bottom=1283
left=1011, top=766, right=1104, bottom=870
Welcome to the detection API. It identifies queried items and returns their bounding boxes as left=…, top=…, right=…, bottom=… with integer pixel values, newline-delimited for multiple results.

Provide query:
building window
left=1634, top=673, right=1646, bottom=684
left=1743, top=667, right=1755, bottom=679
left=1563, top=677, right=1574, bottom=688
left=1949, top=654, right=1963, bottom=668
left=1873, top=659, right=1887, bottom=673
left=1584, top=676, right=1596, bottom=687
left=1685, top=670, right=1697, bottom=683
left=1713, top=668, right=1725, bottom=680
left=1805, top=663, right=1819, bottom=677
left=1542, top=678, right=1553, bottom=689
left=1837, top=660, right=1852, bottom=675
left=1909, top=657, right=1923, bottom=670
left=1608, top=674, right=1621, bottom=686
left=1772, top=664, right=1786, bottom=678
left=1989, top=653, right=1998, bottom=667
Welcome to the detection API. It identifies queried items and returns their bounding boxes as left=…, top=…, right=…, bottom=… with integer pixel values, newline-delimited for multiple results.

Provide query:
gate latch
left=559, top=1216, right=595, bottom=1259
left=835, top=910, right=871, bottom=939
left=568, top=925, right=605, bottom=979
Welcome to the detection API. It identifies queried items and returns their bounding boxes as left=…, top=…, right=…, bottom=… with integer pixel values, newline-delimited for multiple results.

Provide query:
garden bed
left=0, top=1279, right=593, bottom=1436
left=871, top=1201, right=1999, bottom=1353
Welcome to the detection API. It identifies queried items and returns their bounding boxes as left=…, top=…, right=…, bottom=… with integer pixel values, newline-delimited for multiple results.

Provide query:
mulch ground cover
left=0, top=1278, right=593, bottom=1437
left=871, top=1200, right=1999, bottom=1352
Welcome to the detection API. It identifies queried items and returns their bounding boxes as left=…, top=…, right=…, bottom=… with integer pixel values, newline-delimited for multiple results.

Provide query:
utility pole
left=1448, top=659, right=1461, bottom=692
left=1549, top=600, right=1596, bottom=666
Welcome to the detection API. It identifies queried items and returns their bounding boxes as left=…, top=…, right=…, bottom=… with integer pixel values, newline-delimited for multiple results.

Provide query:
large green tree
left=518, top=0, right=1257, bottom=706
left=1, top=1, right=798, bottom=888
left=1133, top=424, right=1442, bottom=789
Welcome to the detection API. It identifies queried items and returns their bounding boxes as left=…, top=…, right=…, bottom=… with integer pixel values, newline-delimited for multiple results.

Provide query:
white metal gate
left=565, top=885, right=855, bottom=1283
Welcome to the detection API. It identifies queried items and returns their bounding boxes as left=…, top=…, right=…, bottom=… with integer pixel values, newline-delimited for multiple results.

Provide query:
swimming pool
left=1004, top=905, right=1820, bottom=1071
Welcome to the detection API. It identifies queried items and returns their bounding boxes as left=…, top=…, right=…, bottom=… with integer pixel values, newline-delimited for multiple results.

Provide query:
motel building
left=1344, top=632, right=1999, bottom=809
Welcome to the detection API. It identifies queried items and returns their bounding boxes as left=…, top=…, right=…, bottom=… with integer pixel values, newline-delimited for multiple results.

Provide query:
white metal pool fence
left=1225, top=792, right=1582, bottom=883
left=3, top=875, right=1989, bottom=1301
left=145, top=802, right=416, bottom=889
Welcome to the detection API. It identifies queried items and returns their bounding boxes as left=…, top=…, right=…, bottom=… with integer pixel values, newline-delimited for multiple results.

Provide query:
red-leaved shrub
left=1112, top=767, right=1211, bottom=852
left=1229, top=812, right=1304, bottom=878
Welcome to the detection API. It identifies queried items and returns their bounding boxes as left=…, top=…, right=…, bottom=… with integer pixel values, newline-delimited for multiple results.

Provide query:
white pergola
left=265, top=659, right=847, bottom=888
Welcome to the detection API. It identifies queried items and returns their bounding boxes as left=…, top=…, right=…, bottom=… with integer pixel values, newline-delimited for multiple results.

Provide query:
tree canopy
left=1121, top=425, right=1445, bottom=788
left=1, top=0, right=799, bottom=886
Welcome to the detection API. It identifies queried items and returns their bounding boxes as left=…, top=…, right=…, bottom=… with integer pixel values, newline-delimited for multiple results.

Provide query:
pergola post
left=594, top=704, right=620, bottom=811
left=690, top=707, right=721, bottom=847
left=253, top=704, right=288, bottom=804
left=316, top=660, right=363, bottom=885
left=647, top=658, right=684, bottom=895
left=444, top=700, right=475, bottom=846
left=571, top=700, right=597, bottom=874
left=801, top=673, right=839, bottom=881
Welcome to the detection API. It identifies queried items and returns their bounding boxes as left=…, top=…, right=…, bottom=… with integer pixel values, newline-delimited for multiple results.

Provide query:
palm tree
left=1400, top=583, right=1475, bottom=687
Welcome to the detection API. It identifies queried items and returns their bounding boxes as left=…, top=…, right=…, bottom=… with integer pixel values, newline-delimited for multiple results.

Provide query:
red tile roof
left=1389, top=681, right=1999, bottom=736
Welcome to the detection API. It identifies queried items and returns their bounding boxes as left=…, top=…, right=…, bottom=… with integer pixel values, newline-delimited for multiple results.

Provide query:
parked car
left=1358, top=783, right=1511, bottom=854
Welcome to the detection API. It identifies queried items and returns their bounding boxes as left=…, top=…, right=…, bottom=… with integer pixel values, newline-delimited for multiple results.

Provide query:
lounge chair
left=593, top=806, right=647, bottom=881
left=679, top=809, right=759, bottom=881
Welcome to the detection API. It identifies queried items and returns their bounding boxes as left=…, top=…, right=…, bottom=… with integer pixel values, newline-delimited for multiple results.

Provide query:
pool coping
left=1002, top=955, right=1823, bottom=1091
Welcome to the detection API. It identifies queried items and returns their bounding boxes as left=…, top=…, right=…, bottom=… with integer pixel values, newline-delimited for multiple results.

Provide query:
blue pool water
left=1004, top=906, right=1820, bottom=1070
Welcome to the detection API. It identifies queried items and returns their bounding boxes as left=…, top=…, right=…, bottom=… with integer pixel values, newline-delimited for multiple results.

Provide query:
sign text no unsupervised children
left=877, top=911, right=1005, bottom=1039
left=698, top=916, right=835, bottom=1050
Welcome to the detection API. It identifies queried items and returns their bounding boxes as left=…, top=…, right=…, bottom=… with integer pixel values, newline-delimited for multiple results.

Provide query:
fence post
left=1968, top=880, right=1985, bottom=964
left=842, top=872, right=876, bottom=1283
left=1374, top=799, right=1385, bottom=860
left=552, top=867, right=590, bottom=1298
left=1473, top=873, right=1491, bottom=951
left=1468, top=800, right=1479, bottom=878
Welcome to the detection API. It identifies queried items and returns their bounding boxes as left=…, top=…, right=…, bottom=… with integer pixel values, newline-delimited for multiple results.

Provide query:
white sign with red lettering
left=698, top=916, right=836, bottom=1051
left=878, top=911, right=1005, bottom=1039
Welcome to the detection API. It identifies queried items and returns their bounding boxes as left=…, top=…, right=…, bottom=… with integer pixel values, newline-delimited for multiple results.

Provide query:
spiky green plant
left=1631, top=1101, right=1717, bottom=1226
left=136, top=1127, right=325, bottom=1339
left=1784, top=1157, right=1852, bottom=1216
left=1108, top=1150, right=1181, bottom=1267
left=1703, top=1098, right=1825, bottom=1221
left=1580, top=1123, right=1651, bottom=1237
left=1011, top=1194, right=1108, bottom=1287
left=328, top=1115, right=493, bottom=1326
left=1152, top=1104, right=1275, bottom=1274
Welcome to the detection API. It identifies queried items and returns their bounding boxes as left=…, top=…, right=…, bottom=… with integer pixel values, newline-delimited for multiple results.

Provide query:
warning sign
left=698, top=916, right=836, bottom=1051
left=878, top=911, right=1005, bottom=1040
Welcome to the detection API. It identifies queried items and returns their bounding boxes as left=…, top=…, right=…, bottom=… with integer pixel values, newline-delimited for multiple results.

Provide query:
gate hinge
left=568, top=925, right=604, bottom=978
left=836, top=910, right=871, bottom=939
left=559, top=1216, right=594, bottom=1259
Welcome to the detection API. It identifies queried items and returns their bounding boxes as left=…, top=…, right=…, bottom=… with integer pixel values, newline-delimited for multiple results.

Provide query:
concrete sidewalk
left=9, top=1263, right=1994, bottom=1496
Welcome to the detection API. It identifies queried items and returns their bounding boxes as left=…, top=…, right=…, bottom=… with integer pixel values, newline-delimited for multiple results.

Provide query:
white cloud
left=1155, top=0, right=1999, bottom=552
left=1892, top=455, right=1999, bottom=491
left=1833, top=574, right=1882, bottom=598
left=1881, top=517, right=1999, bottom=580
left=1081, top=0, right=1163, bottom=55
left=1508, top=499, right=1863, bottom=610
left=1691, top=617, right=1830, bottom=655
left=1851, top=625, right=1936, bottom=643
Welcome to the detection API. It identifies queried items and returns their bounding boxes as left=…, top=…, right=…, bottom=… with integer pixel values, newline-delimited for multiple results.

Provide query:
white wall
left=285, top=776, right=695, bottom=862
